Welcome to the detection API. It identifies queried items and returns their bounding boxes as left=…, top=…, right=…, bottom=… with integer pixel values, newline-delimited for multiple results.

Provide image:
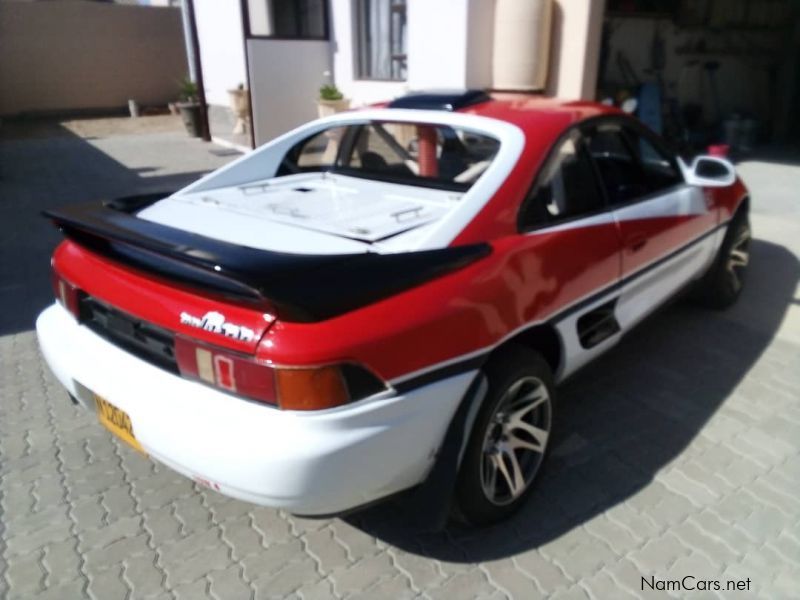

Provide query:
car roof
left=378, top=91, right=621, bottom=125
left=461, top=92, right=621, bottom=133
left=377, top=90, right=623, bottom=153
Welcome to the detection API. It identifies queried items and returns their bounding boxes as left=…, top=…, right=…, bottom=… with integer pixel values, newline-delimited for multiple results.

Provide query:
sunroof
left=388, top=90, right=491, bottom=111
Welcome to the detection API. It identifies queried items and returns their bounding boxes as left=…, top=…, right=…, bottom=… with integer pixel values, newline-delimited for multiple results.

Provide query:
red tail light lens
left=174, top=336, right=386, bottom=410
left=174, top=336, right=277, bottom=404
left=51, top=267, right=80, bottom=318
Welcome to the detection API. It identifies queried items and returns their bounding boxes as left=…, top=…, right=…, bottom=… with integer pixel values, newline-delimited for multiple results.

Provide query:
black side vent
left=387, top=90, right=491, bottom=111
left=576, top=299, right=621, bottom=349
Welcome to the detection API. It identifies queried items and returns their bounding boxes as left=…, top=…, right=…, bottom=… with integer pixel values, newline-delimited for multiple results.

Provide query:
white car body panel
left=146, top=109, right=525, bottom=253
left=37, top=303, right=475, bottom=515
left=139, top=173, right=464, bottom=255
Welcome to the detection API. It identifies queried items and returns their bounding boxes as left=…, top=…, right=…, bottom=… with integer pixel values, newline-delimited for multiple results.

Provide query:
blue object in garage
left=638, top=82, right=663, bottom=135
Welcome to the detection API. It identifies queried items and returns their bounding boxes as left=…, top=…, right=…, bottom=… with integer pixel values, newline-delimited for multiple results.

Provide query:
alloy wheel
left=480, top=376, right=552, bottom=506
left=726, top=223, right=751, bottom=293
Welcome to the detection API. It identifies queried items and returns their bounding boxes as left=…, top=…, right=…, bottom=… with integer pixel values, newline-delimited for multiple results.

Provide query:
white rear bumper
left=36, top=303, right=474, bottom=515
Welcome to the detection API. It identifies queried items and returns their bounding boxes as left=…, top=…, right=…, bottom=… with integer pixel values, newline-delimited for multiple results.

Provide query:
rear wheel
left=455, top=346, right=554, bottom=526
left=693, top=212, right=751, bottom=309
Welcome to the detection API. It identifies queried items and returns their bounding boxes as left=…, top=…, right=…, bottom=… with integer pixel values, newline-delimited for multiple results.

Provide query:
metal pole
left=180, top=0, right=197, bottom=82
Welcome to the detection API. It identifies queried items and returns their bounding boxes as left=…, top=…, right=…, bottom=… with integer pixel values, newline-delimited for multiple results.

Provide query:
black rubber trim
left=43, top=200, right=491, bottom=322
left=393, top=220, right=729, bottom=393
left=388, top=90, right=491, bottom=111
left=393, top=354, right=486, bottom=395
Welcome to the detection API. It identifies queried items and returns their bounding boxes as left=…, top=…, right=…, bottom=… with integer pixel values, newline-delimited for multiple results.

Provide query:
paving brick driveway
left=1, top=124, right=798, bottom=599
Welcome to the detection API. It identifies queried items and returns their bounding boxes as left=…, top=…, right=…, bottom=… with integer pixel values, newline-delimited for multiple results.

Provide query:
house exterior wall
left=330, top=0, right=603, bottom=107
left=196, top=0, right=604, bottom=145
left=0, top=1, right=187, bottom=116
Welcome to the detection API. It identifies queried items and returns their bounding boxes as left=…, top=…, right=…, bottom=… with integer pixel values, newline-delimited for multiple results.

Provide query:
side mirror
left=684, top=156, right=736, bottom=187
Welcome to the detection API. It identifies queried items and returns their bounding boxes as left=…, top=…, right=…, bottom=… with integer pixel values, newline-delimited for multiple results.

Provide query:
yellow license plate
left=94, top=395, right=146, bottom=455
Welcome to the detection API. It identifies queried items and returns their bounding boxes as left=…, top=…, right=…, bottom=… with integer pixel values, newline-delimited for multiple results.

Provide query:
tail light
left=51, top=266, right=81, bottom=318
left=174, top=336, right=386, bottom=410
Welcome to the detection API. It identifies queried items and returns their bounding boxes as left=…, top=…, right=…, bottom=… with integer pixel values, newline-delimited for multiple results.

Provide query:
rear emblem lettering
left=180, top=311, right=256, bottom=342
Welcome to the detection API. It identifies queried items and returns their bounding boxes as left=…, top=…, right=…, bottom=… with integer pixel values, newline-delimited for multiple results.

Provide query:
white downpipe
left=180, top=0, right=197, bottom=82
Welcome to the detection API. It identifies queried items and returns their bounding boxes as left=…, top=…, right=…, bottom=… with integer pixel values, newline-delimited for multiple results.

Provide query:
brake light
left=175, top=337, right=276, bottom=404
left=174, top=336, right=386, bottom=410
left=51, top=267, right=80, bottom=318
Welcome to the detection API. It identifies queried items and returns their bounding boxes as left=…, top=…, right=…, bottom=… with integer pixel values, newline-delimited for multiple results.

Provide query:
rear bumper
left=36, top=303, right=475, bottom=515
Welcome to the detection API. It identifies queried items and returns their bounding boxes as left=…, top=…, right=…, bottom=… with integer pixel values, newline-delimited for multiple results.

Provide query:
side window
left=520, top=132, right=605, bottom=229
left=280, top=127, right=348, bottom=172
left=586, top=127, right=648, bottom=205
left=626, top=130, right=683, bottom=192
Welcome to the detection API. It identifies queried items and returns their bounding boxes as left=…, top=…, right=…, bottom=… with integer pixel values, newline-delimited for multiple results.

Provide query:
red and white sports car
left=37, top=91, right=750, bottom=526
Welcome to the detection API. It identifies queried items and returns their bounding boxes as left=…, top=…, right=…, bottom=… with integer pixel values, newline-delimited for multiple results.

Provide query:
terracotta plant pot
left=317, top=98, right=350, bottom=119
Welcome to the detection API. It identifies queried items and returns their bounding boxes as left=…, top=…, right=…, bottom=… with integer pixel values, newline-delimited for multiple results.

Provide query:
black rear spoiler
left=43, top=196, right=490, bottom=322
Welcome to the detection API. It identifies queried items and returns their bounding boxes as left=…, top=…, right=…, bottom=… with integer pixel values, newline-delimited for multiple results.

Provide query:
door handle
left=626, top=234, right=647, bottom=252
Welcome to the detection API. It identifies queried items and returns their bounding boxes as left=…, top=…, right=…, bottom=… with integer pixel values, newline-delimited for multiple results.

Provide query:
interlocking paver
left=253, top=557, right=320, bottom=599
left=41, top=539, right=82, bottom=586
left=303, top=527, right=351, bottom=572
left=2, top=125, right=799, bottom=599
left=208, top=564, right=253, bottom=600
left=86, top=564, right=130, bottom=600
left=121, top=552, right=166, bottom=598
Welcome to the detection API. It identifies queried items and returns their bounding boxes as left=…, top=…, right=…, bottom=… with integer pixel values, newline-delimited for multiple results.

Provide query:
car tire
left=455, top=345, right=555, bottom=527
left=692, top=211, right=751, bottom=310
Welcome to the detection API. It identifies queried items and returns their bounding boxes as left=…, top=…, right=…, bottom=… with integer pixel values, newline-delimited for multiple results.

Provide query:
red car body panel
left=53, top=241, right=276, bottom=354
left=50, top=95, right=748, bottom=387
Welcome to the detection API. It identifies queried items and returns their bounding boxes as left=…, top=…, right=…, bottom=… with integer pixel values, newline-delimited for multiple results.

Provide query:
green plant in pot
left=177, top=77, right=203, bottom=138
left=317, top=74, right=350, bottom=118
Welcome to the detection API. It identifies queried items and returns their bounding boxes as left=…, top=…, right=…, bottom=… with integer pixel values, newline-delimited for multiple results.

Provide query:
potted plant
left=227, top=83, right=250, bottom=134
left=176, top=77, right=203, bottom=138
left=317, top=81, right=350, bottom=118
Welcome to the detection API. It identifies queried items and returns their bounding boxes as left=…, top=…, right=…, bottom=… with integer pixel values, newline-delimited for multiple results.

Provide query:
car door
left=516, top=129, right=623, bottom=380
left=584, top=120, right=718, bottom=331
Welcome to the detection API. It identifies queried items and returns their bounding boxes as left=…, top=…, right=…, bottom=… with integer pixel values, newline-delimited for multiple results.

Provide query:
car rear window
left=279, top=121, right=501, bottom=191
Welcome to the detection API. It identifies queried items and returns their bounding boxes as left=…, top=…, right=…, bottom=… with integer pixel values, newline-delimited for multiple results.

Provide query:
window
left=356, top=0, right=407, bottom=80
left=519, top=132, right=605, bottom=229
left=247, top=0, right=327, bottom=39
left=586, top=126, right=648, bottom=205
left=279, top=122, right=500, bottom=191
left=627, top=131, right=683, bottom=192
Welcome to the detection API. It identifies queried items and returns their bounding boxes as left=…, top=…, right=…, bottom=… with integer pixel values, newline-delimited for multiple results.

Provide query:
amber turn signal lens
left=275, top=366, right=350, bottom=411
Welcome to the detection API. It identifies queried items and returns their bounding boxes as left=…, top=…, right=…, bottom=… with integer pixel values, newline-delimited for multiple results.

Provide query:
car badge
left=180, top=310, right=256, bottom=342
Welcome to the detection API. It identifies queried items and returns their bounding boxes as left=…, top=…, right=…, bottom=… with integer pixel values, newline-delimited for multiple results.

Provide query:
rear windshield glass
left=278, top=121, right=501, bottom=191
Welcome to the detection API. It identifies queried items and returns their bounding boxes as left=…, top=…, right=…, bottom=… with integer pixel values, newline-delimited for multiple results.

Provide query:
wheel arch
left=487, top=322, right=563, bottom=376
left=736, top=194, right=750, bottom=218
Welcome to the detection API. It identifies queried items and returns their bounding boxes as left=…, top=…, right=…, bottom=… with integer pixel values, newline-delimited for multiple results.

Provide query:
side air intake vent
left=387, top=90, right=491, bottom=111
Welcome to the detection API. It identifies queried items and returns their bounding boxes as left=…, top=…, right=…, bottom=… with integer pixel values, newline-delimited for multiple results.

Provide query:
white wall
left=406, top=0, right=470, bottom=89
left=331, top=0, right=499, bottom=106
left=247, top=39, right=330, bottom=144
left=193, top=0, right=247, bottom=107
left=330, top=0, right=602, bottom=106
